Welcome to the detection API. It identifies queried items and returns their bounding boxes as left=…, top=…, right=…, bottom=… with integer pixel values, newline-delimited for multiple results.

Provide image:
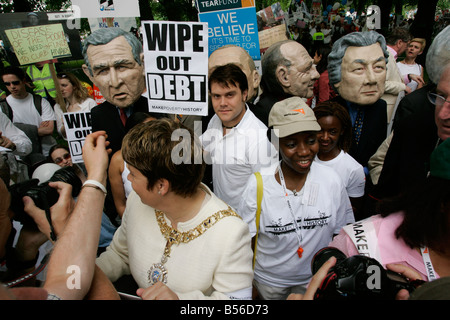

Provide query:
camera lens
left=311, top=247, right=347, bottom=275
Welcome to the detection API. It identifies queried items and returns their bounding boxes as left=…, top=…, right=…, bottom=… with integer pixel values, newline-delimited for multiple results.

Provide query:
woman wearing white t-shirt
left=396, top=38, right=426, bottom=92
left=313, top=101, right=366, bottom=217
left=238, top=97, right=354, bottom=300
left=53, top=72, right=97, bottom=139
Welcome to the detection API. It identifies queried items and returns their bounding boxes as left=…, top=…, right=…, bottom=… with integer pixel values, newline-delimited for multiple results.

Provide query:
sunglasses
left=54, top=153, right=71, bottom=164
left=3, top=81, right=21, bottom=86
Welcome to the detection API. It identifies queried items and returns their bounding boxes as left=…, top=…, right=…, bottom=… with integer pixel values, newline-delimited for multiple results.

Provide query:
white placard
left=70, top=0, right=140, bottom=18
left=63, top=111, right=92, bottom=163
left=142, top=21, right=209, bottom=116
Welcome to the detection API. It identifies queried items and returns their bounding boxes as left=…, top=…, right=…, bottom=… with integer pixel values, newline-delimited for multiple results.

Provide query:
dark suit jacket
left=331, top=96, right=388, bottom=169
left=371, top=88, right=438, bottom=200
left=91, top=95, right=149, bottom=156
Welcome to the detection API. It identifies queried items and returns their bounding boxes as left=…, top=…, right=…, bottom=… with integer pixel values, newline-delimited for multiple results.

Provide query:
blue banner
left=199, top=6, right=260, bottom=60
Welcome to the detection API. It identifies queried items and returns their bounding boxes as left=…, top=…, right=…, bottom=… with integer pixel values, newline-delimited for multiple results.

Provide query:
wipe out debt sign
left=63, top=111, right=92, bottom=163
left=142, top=21, right=209, bottom=116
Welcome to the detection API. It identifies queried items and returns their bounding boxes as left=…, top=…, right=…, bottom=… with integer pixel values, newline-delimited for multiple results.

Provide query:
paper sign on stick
left=5, top=23, right=71, bottom=65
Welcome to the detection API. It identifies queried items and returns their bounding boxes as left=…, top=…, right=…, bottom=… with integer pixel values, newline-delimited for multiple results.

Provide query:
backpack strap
left=253, top=172, right=263, bottom=269
left=32, top=94, right=42, bottom=116
left=0, top=99, right=13, bottom=121
left=0, top=95, right=42, bottom=121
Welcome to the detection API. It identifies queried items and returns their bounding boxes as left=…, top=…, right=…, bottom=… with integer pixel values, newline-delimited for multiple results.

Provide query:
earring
left=158, top=190, right=161, bottom=195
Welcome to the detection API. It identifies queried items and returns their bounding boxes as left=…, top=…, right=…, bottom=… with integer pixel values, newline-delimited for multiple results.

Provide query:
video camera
left=311, top=247, right=424, bottom=300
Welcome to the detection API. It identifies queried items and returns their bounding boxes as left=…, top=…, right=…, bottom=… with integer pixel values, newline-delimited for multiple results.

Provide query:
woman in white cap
left=238, top=96, right=354, bottom=300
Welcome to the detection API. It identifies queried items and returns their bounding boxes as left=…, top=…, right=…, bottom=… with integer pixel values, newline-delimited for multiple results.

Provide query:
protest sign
left=63, top=111, right=92, bottom=163
left=199, top=6, right=260, bottom=61
left=142, top=21, right=209, bottom=116
left=196, top=0, right=255, bottom=13
left=88, top=17, right=137, bottom=32
left=71, top=0, right=140, bottom=18
left=258, top=23, right=288, bottom=54
left=0, top=12, right=82, bottom=66
left=5, top=24, right=71, bottom=65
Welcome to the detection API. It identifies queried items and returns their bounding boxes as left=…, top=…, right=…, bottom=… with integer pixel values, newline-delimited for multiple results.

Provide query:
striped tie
left=353, top=107, right=363, bottom=145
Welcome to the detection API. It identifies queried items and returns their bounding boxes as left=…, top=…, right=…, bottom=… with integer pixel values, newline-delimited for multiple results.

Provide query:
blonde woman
left=397, top=38, right=426, bottom=92
left=54, top=72, right=97, bottom=139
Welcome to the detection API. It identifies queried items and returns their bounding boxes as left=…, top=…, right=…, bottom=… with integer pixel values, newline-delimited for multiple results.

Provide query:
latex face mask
left=334, top=43, right=386, bottom=105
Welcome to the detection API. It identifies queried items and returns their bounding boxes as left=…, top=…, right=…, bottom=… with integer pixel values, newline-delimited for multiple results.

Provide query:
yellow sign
left=5, top=23, right=71, bottom=65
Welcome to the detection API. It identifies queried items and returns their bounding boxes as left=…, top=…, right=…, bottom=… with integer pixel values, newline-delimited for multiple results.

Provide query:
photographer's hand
left=82, top=131, right=111, bottom=186
left=23, top=182, right=74, bottom=242
left=386, top=263, right=424, bottom=300
left=287, top=256, right=337, bottom=300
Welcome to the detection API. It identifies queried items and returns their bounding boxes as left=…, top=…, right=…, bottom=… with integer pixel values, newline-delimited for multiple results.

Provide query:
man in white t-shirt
left=201, top=64, right=278, bottom=211
left=1, top=66, right=56, bottom=156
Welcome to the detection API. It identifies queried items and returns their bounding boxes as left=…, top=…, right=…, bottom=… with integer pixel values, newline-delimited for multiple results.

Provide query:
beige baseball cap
left=268, top=97, right=321, bottom=138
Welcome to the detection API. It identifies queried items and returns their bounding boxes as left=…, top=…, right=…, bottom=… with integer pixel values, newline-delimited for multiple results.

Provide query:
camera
left=9, top=166, right=82, bottom=227
left=311, top=247, right=423, bottom=300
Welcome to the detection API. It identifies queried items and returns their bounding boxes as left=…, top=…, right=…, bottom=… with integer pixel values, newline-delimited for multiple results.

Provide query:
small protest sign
left=142, top=21, right=209, bottom=116
left=5, top=23, right=71, bottom=65
left=63, top=111, right=92, bottom=163
left=71, top=0, right=140, bottom=18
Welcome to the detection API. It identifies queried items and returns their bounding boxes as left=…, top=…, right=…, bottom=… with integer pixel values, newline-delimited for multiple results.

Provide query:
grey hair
left=426, top=26, right=450, bottom=85
left=260, top=39, right=294, bottom=95
left=328, top=31, right=389, bottom=87
left=82, top=28, right=143, bottom=76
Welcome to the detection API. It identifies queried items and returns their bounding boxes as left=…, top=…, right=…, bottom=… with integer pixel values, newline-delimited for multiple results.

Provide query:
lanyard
left=420, top=247, right=438, bottom=281
left=277, top=163, right=304, bottom=258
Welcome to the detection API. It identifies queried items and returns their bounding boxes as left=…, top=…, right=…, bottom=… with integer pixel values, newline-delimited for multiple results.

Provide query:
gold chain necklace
left=147, top=207, right=240, bottom=285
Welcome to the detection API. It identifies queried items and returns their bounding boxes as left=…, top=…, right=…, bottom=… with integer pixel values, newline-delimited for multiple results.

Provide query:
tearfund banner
left=5, top=23, right=71, bottom=65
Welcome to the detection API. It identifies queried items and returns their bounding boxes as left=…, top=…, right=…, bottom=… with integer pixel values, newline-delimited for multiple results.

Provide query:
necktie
left=353, top=107, right=363, bottom=145
left=120, top=108, right=127, bottom=126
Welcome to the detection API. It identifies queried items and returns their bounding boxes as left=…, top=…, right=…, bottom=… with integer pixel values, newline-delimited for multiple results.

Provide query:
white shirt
left=238, top=161, right=354, bottom=287
left=6, top=93, right=55, bottom=126
left=54, top=98, right=97, bottom=139
left=6, top=93, right=56, bottom=155
left=314, top=150, right=366, bottom=197
left=0, top=112, right=32, bottom=156
left=201, top=107, right=278, bottom=210
left=396, top=62, right=422, bottom=92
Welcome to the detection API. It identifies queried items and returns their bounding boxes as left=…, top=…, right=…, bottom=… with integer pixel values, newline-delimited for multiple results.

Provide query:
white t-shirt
left=396, top=62, right=422, bottom=92
left=314, top=150, right=366, bottom=197
left=201, top=107, right=278, bottom=211
left=238, top=161, right=354, bottom=287
left=6, top=93, right=56, bottom=155
left=6, top=93, right=55, bottom=126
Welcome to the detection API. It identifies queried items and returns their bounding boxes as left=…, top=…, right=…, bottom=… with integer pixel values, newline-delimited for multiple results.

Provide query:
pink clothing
left=387, top=45, right=398, bottom=60
left=329, top=212, right=437, bottom=281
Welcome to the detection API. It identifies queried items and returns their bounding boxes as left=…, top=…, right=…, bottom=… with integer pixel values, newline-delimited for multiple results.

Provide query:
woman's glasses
left=54, top=153, right=71, bottom=164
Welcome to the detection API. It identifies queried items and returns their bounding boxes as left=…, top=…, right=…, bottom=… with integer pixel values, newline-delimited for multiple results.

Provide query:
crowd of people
left=0, top=15, right=449, bottom=302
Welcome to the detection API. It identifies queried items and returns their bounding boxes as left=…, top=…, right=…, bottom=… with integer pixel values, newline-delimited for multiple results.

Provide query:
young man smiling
left=201, top=64, right=277, bottom=211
